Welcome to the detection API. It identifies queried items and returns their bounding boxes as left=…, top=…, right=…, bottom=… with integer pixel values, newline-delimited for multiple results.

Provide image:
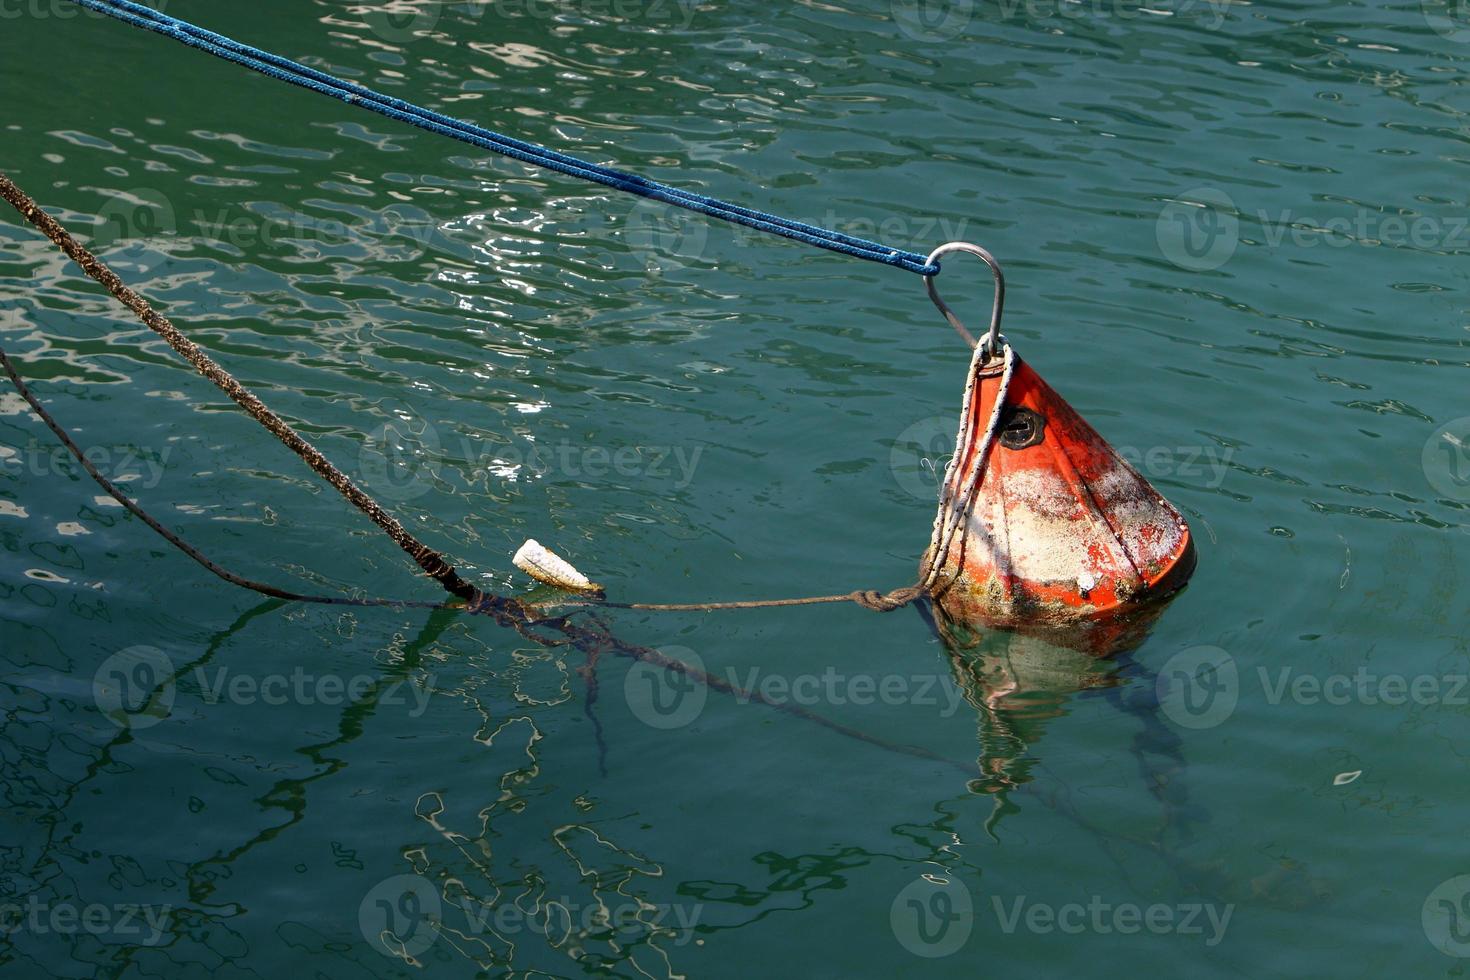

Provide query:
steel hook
left=923, top=242, right=1005, bottom=355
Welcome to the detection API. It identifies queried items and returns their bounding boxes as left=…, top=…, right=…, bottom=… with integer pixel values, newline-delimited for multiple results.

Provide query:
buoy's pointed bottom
left=929, top=536, right=1196, bottom=656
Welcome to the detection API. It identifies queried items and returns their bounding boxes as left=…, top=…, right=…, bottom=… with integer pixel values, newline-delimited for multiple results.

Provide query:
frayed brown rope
left=0, top=171, right=480, bottom=604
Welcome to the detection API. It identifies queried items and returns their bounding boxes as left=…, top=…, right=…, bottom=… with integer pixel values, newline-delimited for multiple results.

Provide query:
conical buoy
left=918, top=244, right=1196, bottom=650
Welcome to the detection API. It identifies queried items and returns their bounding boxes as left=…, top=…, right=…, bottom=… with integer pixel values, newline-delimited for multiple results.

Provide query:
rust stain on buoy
left=924, top=347, right=1196, bottom=651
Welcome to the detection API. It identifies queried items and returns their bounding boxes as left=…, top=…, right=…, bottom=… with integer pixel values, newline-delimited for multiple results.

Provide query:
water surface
left=1, top=0, right=1468, bottom=976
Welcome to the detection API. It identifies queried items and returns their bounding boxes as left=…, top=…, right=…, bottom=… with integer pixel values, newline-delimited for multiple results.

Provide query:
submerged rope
left=63, top=0, right=942, bottom=277
left=0, top=349, right=981, bottom=777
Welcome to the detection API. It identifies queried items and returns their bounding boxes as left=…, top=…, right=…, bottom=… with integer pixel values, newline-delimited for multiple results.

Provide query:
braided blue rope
left=66, top=0, right=942, bottom=276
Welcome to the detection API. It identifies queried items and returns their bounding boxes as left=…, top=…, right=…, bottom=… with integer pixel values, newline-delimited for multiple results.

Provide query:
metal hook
left=924, top=242, right=1005, bottom=355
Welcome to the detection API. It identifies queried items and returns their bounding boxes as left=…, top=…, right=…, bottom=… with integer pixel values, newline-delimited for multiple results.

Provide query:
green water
left=2, top=0, right=1468, bottom=975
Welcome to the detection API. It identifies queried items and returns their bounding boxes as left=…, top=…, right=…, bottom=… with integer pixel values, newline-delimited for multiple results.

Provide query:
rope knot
left=851, top=586, right=922, bottom=612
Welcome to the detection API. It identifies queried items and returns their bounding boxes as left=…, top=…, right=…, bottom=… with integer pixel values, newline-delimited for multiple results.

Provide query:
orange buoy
left=918, top=244, right=1196, bottom=650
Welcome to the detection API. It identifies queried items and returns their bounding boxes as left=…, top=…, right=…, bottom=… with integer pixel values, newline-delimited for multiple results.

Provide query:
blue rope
left=65, top=0, right=942, bottom=276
